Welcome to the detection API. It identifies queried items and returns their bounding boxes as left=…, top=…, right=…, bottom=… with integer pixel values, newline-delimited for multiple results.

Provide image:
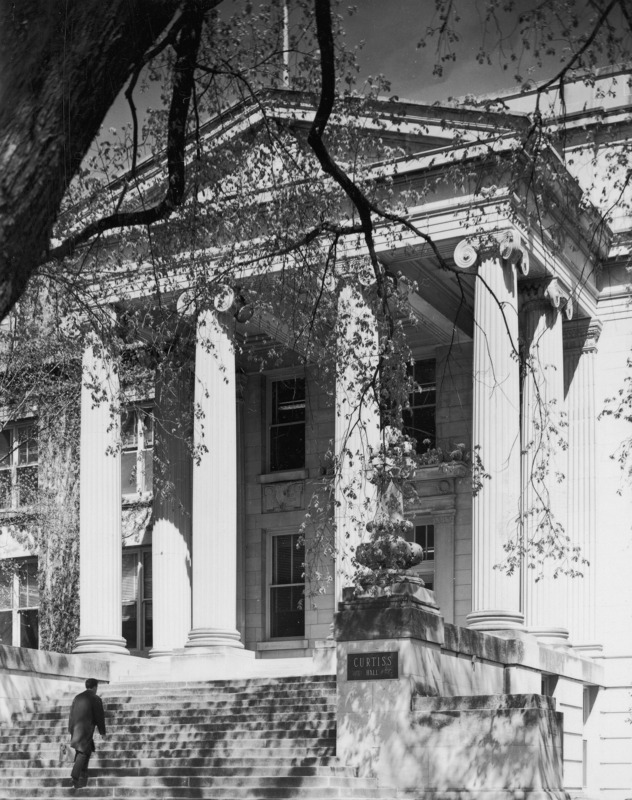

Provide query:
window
left=0, top=422, right=38, bottom=509
left=269, top=533, right=305, bottom=638
left=269, top=378, right=305, bottom=472
left=122, top=548, right=152, bottom=651
left=121, top=407, right=154, bottom=497
left=404, top=522, right=435, bottom=590
left=403, top=360, right=436, bottom=453
left=0, top=558, right=39, bottom=649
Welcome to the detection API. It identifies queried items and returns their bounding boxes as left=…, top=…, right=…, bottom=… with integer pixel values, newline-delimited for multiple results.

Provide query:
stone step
left=0, top=774, right=376, bottom=788
left=0, top=676, right=386, bottom=800
left=3, top=716, right=335, bottom=734
left=29, top=699, right=335, bottom=717
left=0, top=789, right=384, bottom=799
left=10, top=709, right=336, bottom=727
left=0, top=743, right=338, bottom=759
left=0, top=764, right=357, bottom=778
left=0, top=755, right=342, bottom=770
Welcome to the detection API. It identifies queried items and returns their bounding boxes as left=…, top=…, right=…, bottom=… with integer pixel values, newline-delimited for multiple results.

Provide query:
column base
left=73, top=635, right=129, bottom=656
left=185, top=627, right=244, bottom=650
left=148, top=647, right=175, bottom=660
left=572, top=643, right=603, bottom=658
left=466, top=610, right=526, bottom=632
left=528, top=627, right=571, bottom=648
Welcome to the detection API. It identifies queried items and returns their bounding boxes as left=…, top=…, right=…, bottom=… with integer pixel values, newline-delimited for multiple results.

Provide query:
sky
left=340, top=0, right=536, bottom=103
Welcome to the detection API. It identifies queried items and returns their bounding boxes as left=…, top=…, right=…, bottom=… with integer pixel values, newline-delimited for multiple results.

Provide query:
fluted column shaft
left=150, top=365, right=192, bottom=658
left=564, top=319, right=602, bottom=651
left=334, top=284, right=380, bottom=605
left=468, top=252, right=524, bottom=631
left=521, top=279, right=570, bottom=645
left=186, top=310, right=243, bottom=649
left=74, top=336, right=128, bottom=655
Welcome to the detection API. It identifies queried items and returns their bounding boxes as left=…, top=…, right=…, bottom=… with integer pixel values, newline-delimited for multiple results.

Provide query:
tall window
left=0, top=422, right=38, bottom=509
left=121, top=407, right=154, bottom=497
left=269, top=378, right=305, bottom=472
left=269, top=533, right=305, bottom=638
left=0, top=559, right=39, bottom=649
left=403, top=360, right=436, bottom=453
left=122, top=549, right=152, bottom=651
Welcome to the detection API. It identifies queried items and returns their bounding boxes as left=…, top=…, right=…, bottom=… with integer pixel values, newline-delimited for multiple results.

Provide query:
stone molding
left=262, top=480, right=305, bottom=513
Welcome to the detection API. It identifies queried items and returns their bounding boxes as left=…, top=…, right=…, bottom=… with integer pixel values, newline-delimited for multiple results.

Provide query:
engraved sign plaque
left=346, top=651, right=399, bottom=681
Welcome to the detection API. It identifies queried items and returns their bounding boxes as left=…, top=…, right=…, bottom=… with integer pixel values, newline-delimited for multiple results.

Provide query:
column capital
left=563, top=317, right=603, bottom=353
left=453, top=231, right=529, bottom=275
left=519, top=277, right=573, bottom=320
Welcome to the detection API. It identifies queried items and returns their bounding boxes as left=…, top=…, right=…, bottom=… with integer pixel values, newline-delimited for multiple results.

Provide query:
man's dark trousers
left=71, top=750, right=91, bottom=788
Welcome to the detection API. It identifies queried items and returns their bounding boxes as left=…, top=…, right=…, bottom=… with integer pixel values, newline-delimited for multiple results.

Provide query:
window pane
left=143, top=601, right=153, bottom=649
left=0, top=610, right=12, bottom=644
left=143, top=450, right=153, bottom=494
left=142, top=411, right=154, bottom=447
left=122, top=553, right=138, bottom=649
left=19, top=608, right=38, bottom=649
left=18, top=561, right=39, bottom=608
left=404, top=360, right=436, bottom=452
left=272, top=534, right=304, bottom=585
left=121, top=452, right=137, bottom=495
left=18, top=426, right=37, bottom=465
left=270, top=425, right=305, bottom=471
left=16, top=465, right=37, bottom=507
left=272, top=380, right=305, bottom=425
left=272, top=536, right=292, bottom=585
left=0, top=430, right=11, bottom=467
left=0, top=470, right=10, bottom=508
left=0, top=570, right=12, bottom=610
left=121, top=411, right=137, bottom=449
left=142, top=551, right=152, bottom=601
left=270, top=586, right=304, bottom=638
left=122, top=554, right=138, bottom=604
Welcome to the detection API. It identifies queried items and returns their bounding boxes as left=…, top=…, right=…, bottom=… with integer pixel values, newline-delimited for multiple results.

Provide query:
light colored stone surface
left=74, top=337, right=127, bottom=655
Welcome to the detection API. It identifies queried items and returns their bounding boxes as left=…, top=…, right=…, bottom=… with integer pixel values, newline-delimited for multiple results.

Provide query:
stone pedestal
left=334, top=284, right=380, bottom=605
left=149, top=365, right=192, bottom=658
left=334, top=588, right=567, bottom=797
left=185, top=310, right=243, bottom=651
left=74, top=336, right=128, bottom=655
left=456, top=238, right=525, bottom=632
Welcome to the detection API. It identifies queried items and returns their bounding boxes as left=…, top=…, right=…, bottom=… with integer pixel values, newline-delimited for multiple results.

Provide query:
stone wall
left=0, top=644, right=110, bottom=721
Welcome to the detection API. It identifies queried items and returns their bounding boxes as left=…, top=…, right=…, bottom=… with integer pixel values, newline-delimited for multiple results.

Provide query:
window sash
left=269, top=379, right=305, bottom=472
left=0, top=423, right=38, bottom=509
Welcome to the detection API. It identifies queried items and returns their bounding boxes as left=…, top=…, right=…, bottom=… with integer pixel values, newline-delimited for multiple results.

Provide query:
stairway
left=0, top=675, right=385, bottom=799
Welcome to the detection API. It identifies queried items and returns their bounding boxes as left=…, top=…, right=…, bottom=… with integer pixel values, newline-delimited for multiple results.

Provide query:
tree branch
left=49, top=1, right=209, bottom=263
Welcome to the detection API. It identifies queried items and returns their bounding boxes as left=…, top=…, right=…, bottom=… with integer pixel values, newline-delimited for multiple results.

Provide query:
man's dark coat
left=68, top=690, right=106, bottom=753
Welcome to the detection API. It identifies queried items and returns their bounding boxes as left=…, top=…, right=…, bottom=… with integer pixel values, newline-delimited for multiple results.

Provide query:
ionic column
left=74, top=334, right=128, bottom=655
left=235, top=371, right=248, bottom=639
left=564, top=319, right=602, bottom=652
left=149, top=363, right=192, bottom=658
left=334, top=284, right=380, bottom=605
left=185, top=309, right=243, bottom=650
left=454, top=233, right=526, bottom=632
left=521, top=278, right=572, bottom=646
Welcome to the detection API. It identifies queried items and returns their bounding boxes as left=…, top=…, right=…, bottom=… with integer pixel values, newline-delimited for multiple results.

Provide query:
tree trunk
left=0, top=0, right=180, bottom=320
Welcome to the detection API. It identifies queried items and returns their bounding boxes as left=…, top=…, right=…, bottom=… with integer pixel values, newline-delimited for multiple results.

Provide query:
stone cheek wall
left=334, top=593, right=601, bottom=797
left=0, top=644, right=110, bottom=721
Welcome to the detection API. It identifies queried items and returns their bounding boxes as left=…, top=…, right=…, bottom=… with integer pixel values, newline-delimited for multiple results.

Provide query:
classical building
left=0, top=68, right=631, bottom=798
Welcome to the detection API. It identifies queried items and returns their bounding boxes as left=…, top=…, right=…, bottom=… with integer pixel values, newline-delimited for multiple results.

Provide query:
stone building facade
left=0, top=69, right=631, bottom=798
